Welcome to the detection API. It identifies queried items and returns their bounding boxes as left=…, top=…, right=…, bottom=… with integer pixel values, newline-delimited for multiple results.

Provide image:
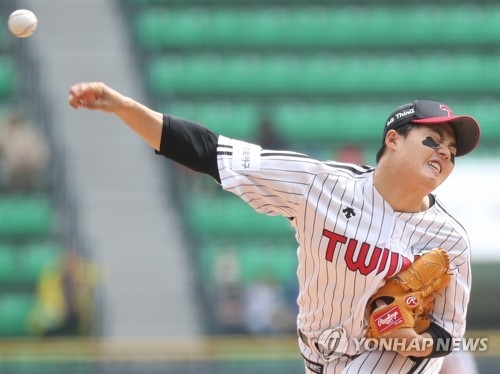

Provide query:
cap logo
left=395, top=108, right=415, bottom=119
left=439, top=104, right=453, bottom=117
left=386, top=107, right=415, bottom=128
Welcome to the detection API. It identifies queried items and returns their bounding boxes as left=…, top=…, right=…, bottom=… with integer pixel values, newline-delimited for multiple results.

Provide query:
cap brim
left=412, top=115, right=480, bottom=157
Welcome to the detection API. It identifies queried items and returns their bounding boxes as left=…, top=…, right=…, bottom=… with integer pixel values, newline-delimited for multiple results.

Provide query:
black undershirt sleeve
left=155, top=114, right=221, bottom=183
left=422, top=323, right=453, bottom=358
left=410, top=323, right=453, bottom=363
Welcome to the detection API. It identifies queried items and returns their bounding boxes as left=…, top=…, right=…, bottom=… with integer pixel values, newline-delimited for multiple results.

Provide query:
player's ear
left=384, top=129, right=399, bottom=151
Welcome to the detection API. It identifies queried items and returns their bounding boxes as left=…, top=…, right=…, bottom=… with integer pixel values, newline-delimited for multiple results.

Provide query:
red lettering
left=345, top=239, right=382, bottom=275
left=323, top=229, right=347, bottom=262
left=386, top=252, right=400, bottom=278
left=377, top=248, right=389, bottom=275
left=322, top=230, right=413, bottom=278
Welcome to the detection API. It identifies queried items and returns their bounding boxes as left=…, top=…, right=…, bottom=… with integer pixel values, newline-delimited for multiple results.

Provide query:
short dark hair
left=375, top=123, right=416, bottom=163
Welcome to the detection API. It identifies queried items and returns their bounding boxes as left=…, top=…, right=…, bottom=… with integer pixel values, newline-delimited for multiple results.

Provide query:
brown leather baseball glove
left=365, top=248, right=452, bottom=339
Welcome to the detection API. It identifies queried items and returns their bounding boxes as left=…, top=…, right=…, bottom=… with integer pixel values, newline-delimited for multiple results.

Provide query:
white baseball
left=8, top=9, right=38, bottom=38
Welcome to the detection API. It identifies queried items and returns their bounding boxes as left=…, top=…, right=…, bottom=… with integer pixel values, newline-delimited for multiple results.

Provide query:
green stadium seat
left=453, top=100, right=500, bottom=140
left=163, top=101, right=384, bottom=144
left=0, top=195, right=54, bottom=237
left=146, top=54, right=500, bottom=96
left=239, top=244, right=297, bottom=285
left=163, top=101, right=392, bottom=144
left=199, top=242, right=297, bottom=286
left=163, top=101, right=261, bottom=139
left=125, top=0, right=490, bottom=5
left=271, top=102, right=390, bottom=143
left=16, top=243, right=62, bottom=285
left=134, top=6, right=500, bottom=50
left=159, top=98, right=500, bottom=146
left=0, top=293, right=35, bottom=336
left=0, top=57, right=18, bottom=97
left=0, top=243, right=62, bottom=286
left=0, top=245, right=16, bottom=285
left=185, top=195, right=294, bottom=239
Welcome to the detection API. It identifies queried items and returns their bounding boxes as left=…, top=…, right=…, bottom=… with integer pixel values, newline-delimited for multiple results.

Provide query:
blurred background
left=0, top=0, right=498, bottom=372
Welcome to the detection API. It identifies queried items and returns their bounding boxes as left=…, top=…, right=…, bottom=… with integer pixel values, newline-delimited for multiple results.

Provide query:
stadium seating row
left=198, top=241, right=297, bottom=287
left=135, top=6, right=500, bottom=50
left=0, top=242, right=62, bottom=286
left=0, top=293, right=34, bottom=336
left=0, top=57, right=18, bottom=98
left=165, top=100, right=500, bottom=144
left=0, top=232, right=484, bottom=335
left=0, top=10, right=15, bottom=92
left=147, top=53, right=500, bottom=96
left=123, top=0, right=498, bottom=7
left=0, top=12, right=66, bottom=339
left=0, top=195, right=55, bottom=238
left=123, top=0, right=500, bottom=338
left=185, top=195, right=294, bottom=239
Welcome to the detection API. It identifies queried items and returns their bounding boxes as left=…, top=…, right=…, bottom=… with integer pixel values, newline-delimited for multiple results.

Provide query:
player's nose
left=437, top=145, right=455, bottom=165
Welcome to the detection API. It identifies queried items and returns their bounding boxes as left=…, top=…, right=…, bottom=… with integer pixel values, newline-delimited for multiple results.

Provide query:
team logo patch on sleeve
left=231, top=140, right=261, bottom=171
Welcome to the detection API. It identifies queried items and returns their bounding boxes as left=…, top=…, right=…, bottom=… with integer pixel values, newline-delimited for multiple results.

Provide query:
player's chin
left=423, top=167, right=449, bottom=186
left=420, top=174, right=443, bottom=192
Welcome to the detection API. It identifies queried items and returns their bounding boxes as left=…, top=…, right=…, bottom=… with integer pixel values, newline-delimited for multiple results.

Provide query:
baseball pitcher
left=68, top=83, right=480, bottom=374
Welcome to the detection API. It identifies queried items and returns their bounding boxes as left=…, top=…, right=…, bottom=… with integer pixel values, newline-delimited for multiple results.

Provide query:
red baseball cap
left=384, top=100, right=481, bottom=157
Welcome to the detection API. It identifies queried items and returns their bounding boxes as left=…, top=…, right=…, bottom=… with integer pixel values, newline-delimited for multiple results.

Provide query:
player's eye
left=422, top=136, right=440, bottom=150
left=445, top=143, right=457, bottom=165
left=422, top=136, right=456, bottom=164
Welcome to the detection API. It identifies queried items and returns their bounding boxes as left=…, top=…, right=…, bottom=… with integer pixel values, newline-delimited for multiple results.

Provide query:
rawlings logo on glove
left=366, top=248, right=452, bottom=339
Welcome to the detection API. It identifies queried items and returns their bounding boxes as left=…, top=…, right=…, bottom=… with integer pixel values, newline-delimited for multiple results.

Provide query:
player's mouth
left=428, top=161, right=441, bottom=173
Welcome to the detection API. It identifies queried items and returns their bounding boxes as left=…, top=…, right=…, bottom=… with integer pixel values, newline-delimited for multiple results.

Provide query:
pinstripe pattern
left=217, top=136, right=469, bottom=373
left=341, top=351, right=443, bottom=373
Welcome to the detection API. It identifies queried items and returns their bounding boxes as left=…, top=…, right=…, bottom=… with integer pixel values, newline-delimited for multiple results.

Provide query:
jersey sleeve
left=216, top=135, right=323, bottom=218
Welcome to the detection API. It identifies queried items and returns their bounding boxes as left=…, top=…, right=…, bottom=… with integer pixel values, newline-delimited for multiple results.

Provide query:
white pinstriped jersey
left=216, top=136, right=471, bottom=371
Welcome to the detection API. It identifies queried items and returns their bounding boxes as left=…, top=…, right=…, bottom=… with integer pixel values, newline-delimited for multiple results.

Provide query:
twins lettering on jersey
left=322, top=229, right=411, bottom=278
